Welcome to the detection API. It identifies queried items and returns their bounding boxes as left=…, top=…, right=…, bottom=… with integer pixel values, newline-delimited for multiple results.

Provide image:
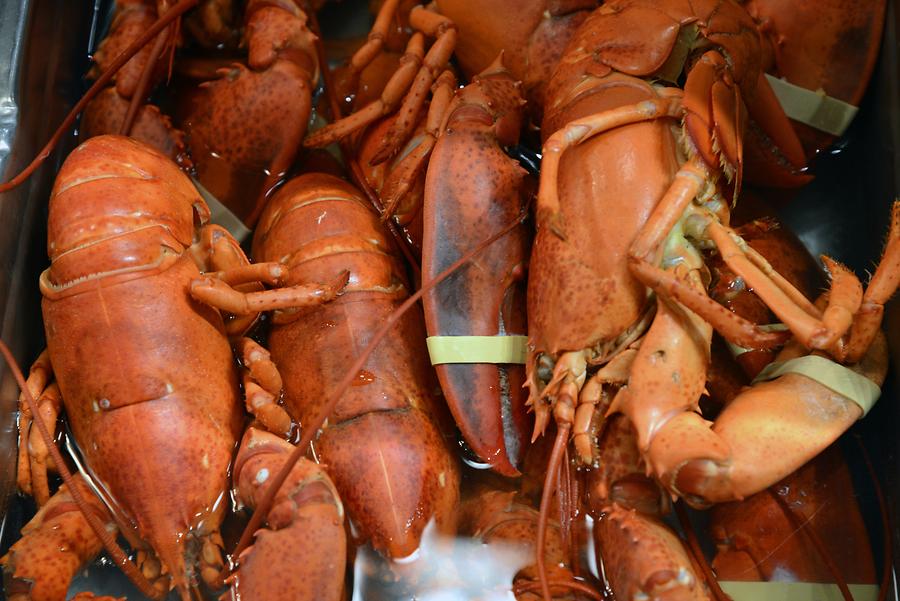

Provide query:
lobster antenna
left=766, top=487, right=854, bottom=601
left=0, top=340, right=164, bottom=600
left=119, top=27, right=171, bottom=136
left=536, top=423, right=570, bottom=601
left=0, top=0, right=199, bottom=194
left=673, top=501, right=731, bottom=601
left=230, top=206, right=528, bottom=564
left=305, top=1, right=423, bottom=277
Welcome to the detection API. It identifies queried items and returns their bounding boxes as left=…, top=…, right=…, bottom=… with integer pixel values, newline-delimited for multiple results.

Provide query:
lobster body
left=422, top=63, right=532, bottom=476
left=432, top=0, right=597, bottom=108
left=253, top=173, right=460, bottom=558
left=531, top=74, right=678, bottom=361
left=38, top=136, right=243, bottom=597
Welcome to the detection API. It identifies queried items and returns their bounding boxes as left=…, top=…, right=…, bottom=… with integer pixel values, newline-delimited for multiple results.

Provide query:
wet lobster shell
left=422, top=62, right=533, bottom=477
left=252, top=172, right=460, bottom=559
left=39, top=135, right=243, bottom=596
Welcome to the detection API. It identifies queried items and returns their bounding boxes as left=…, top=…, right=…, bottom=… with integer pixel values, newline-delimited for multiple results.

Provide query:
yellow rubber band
left=765, top=74, right=859, bottom=137
left=426, top=335, right=528, bottom=365
left=719, top=581, right=878, bottom=601
left=752, top=355, right=881, bottom=416
left=726, top=323, right=789, bottom=357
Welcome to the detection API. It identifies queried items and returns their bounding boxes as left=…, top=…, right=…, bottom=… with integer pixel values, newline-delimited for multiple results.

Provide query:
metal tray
left=0, top=0, right=898, bottom=599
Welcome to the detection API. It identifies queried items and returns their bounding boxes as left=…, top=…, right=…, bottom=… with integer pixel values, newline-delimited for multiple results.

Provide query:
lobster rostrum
left=8, top=135, right=346, bottom=600
left=238, top=172, right=461, bottom=558
left=527, top=0, right=898, bottom=596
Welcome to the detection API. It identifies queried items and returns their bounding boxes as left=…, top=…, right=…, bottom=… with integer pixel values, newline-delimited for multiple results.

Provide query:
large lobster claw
left=744, top=0, right=887, bottom=158
left=229, top=427, right=346, bottom=601
left=423, top=59, right=533, bottom=476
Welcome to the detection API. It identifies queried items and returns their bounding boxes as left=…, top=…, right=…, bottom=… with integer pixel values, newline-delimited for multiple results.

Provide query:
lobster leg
left=237, top=338, right=292, bottom=437
left=369, top=6, right=458, bottom=164
left=703, top=221, right=862, bottom=350
left=23, top=384, right=63, bottom=507
left=379, top=69, right=456, bottom=219
left=1, top=475, right=122, bottom=601
left=305, top=4, right=457, bottom=159
left=538, top=94, right=683, bottom=224
left=631, top=212, right=865, bottom=352
left=333, top=0, right=403, bottom=100
left=845, top=202, right=900, bottom=362
left=571, top=348, right=637, bottom=464
left=16, top=350, right=52, bottom=499
left=228, top=427, right=345, bottom=601
left=188, top=270, right=349, bottom=315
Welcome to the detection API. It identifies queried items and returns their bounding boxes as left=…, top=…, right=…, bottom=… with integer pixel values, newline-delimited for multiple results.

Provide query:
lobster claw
left=744, top=0, right=886, bottom=159
left=422, top=63, right=533, bottom=477
left=228, top=427, right=346, bottom=601
left=683, top=51, right=811, bottom=191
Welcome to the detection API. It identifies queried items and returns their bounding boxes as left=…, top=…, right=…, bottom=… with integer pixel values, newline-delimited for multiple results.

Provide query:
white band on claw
left=765, top=74, right=859, bottom=137
left=752, top=354, right=881, bottom=416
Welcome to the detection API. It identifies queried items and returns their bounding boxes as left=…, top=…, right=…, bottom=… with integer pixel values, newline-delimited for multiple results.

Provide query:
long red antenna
left=0, top=340, right=164, bottom=599
left=0, top=0, right=198, bottom=193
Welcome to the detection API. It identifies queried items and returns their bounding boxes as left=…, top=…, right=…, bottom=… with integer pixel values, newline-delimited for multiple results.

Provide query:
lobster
left=7, top=135, right=346, bottom=600
left=178, top=0, right=319, bottom=226
left=525, top=0, right=897, bottom=597
left=198, top=172, right=462, bottom=559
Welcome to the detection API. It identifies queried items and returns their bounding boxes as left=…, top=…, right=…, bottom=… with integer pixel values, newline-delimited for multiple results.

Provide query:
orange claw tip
left=672, top=458, right=739, bottom=507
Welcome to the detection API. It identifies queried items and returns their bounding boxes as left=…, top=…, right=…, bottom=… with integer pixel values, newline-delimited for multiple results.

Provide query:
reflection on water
left=351, top=520, right=530, bottom=601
